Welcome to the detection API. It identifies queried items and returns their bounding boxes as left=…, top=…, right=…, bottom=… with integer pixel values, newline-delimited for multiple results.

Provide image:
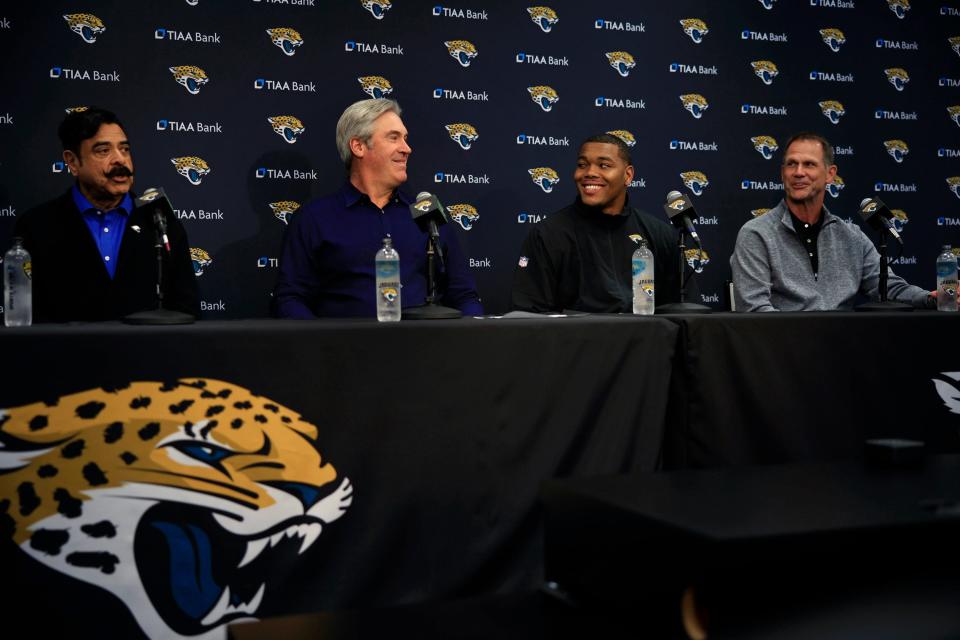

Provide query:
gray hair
left=336, top=99, right=402, bottom=169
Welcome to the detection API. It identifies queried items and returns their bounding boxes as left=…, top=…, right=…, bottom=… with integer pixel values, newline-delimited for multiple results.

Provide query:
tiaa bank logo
left=268, top=116, right=305, bottom=144
left=751, top=60, right=779, bottom=85
left=528, top=6, right=559, bottom=33
left=169, top=66, right=209, bottom=95
left=950, top=36, right=960, bottom=57
left=528, top=85, right=559, bottom=111
left=269, top=201, right=300, bottom=225
left=890, top=208, right=909, bottom=232
left=884, top=139, right=909, bottom=163
left=885, top=68, right=910, bottom=91
left=685, top=248, right=710, bottom=273
left=191, top=247, right=213, bottom=275
left=751, top=136, right=779, bottom=160
left=819, top=100, right=845, bottom=124
left=680, top=94, right=709, bottom=119
left=444, top=40, right=478, bottom=67
left=681, top=171, right=709, bottom=196
left=949, top=106, right=960, bottom=128
left=607, top=130, right=636, bottom=147
left=888, top=0, right=910, bottom=19
left=820, top=28, right=846, bottom=52
left=445, top=123, right=478, bottom=150
left=826, top=175, right=845, bottom=198
left=64, top=13, right=105, bottom=44
left=948, top=177, right=960, bottom=199
left=171, top=156, right=211, bottom=186
left=529, top=167, right=559, bottom=193
left=448, top=203, right=480, bottom=230
left=361, top=0, right=392, bottom=19
left=358, top=75, right=393, bottom=99
left=680, top=18, right=708, bottom=43
left=267, top=28, right=304, bottom=56
left=605, top=51, right=636, bottom=77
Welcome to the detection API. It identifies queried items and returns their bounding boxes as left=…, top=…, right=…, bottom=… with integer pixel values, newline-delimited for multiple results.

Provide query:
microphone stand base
left=123, top=309, right=196, bottom=325
left=655, top=302, right=713, bottom=314
left=402, top=304, right=462, bottom=320
left=855, top=301, right=913, bottom=312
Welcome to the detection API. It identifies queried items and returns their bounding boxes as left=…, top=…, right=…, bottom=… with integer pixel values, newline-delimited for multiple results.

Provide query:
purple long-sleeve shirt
left=274, top=182, right=483, bottom=318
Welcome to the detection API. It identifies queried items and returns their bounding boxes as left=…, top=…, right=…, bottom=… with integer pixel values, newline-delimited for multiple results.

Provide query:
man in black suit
left=14, top=107, right=198, bottom=322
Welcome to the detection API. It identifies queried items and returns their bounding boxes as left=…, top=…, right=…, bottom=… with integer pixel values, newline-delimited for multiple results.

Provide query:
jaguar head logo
left=950, top=36, right=960, bottom=57
left=171, top=157, right=211, bottom=186
left=268, top=201, right=301, bottom=225
left=888, top=0, right=910, bottom=19
left=448, top=204, right=480, bottom=231
left=606, top=130, right=636, bottom=147
left=528, top=85, right=559, bottom=112
left=885, top=68, right=910, bottom=91
left=444, top=40, right=478, bottom=67
left=527, top=6, right=559, bottom=33
left=65, top=106, right=89, bottom=114
left=680, top=94, right=709, bottom=119
left=266, top=28, right=303, bottom=56
left=445, top=123, right=479, bottom=150
left=169, top=66, right=209, bottom=95
left=758, top=0, right=777, bottom=8
left=380, top=286, right=399, bottom=302
left=751, top=208, right=772, bottom=217
left=949, top=106, right=960, bottom=128
left=190, top=248, right=212, bottom=275
left=680, top=171, right=709, bottom=196
left=529, top=167, right=560, bottom=193
left=751, top=60, right=779, bottom=85
left=358, top=76, right=393, bottom=99
left=628, top=234, right=645, bottom=245
left=890, top=209, right=909, bottom=233
left=948, top=177, right=960, bottom=199
left=819, top=100, right=846, bottom=125
left=267, top=116, right=306, bottom=144
left=820, top=28, right=846, bottom=52
left=685, top=248, right=710, bottom=273
left=680, top=18, right=709, bottom=44
left=361, top=0, right=392, bottom=19
left=884, top=139, right=909, bottom=163
left=605, top=51, right=636, bottom=77
left=751, top=136, right=779, bottom=160
left=64, top=13, right=106, bottom=44
left=826, top=175, right=845, bottom=198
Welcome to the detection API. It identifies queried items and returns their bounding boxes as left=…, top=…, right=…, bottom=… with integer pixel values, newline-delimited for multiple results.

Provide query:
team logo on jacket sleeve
left=887, top=0, right=910, bottom=19
left=528, top=85, right=559, bottom=111
left=751, top=136, right=779, bottom=160
left=529, top=167, right=559, bottom=193
left=358, top=76, right=393, bottom=99
left=444, top=40, right=478, bottom=67
left=527, top=7, right=559, bottom=33
left=884, top=68, right=909, bottom=91
left=751, top=60, right=779, bottom=85
left=680, top=94, right=709, bottom=118
left=169, top=66, right=209, bottom=95
left=190, top=247, right=213, bottom=274
left=819, top=100, right=845, bottom=124
left=607, top=130, right=636, bottom=147
left=949, top=106, right=960, bottom=128
left=267, top=28, right=304, bottom=56
left=268, top=116, right=305, bottom=144
left=948, top=177, right=960, bottom=199
left=361, top=0, right=392, bottom=19
left=680, top=18, right=708, bottom=44
left=884, top=139, right=909, bottom=163
left=685, top=248, right=710, bottom=273
left=605, top=51, right=636, bottom=77
left=681, top=171, right=709, bottom=196
left=64, top=13, right=106, bottom=43
left=445, top=123, right=479, bottom=150
left=826, top=175, right=844, bottom=198
left=269, top=201, right=301, bottom=225
left=171, top=156, right=211, bottom=186
left=820, top=28, right=845, bottom=52
left=751, top=208, right=771, bottom=217
left=449, top=204, right=480, bottom=230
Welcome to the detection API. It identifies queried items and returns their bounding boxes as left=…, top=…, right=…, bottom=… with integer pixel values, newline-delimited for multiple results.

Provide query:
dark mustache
left=107, top=166, right=133, bottom=178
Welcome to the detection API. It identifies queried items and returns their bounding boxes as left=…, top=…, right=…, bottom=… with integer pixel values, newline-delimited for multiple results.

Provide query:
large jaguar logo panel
left=751, top=60, right=778, bottom=85
left=445, top=123, right=479, bottom=150
left=884, top=139, right=909, bottom=163
left=819, top=100, right=845, bottom=125
left=268, top=116, right=306, bottom=144
left=444, top=40, right=478, bottom=67
left=267, top=28, right=304, bottom=56
left=681, top=171, right=709, bottom=196
left=64, top=13, right=106, bottom=44
left=605, top=51, right=636, bottom=77
left=529, top=167, right=560, bottom=193
left=527, top=85, right=559, bottom=112
left=751, top=136, right=779, bottom=160
left=170, top=66, right=209, bottom=95
left=0, top=379, right=352, bottom=640
left=448, top=204, right=480, bottom=230
left=527, top=6, right=559, bottom=33
left=820, top=28, right=845, bottom=53
left=680, top=18, right=708, bottom=44
left=680, top=94, right=708, bottom=119
left=885, top=68, right=909, bottom=91
left=172, top=157, right=211, bottom=186
left=358, top=76, right=393, bottom=99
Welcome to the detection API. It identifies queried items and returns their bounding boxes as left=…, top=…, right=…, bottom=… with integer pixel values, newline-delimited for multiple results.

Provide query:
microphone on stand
left=663, top=191, right=702, bottom=248
left=858, top=197, right=903, bottom=245
left=136, top=188, right=174, bottom=252
left=409, top=191, right=451, bottom=266
left=855, top=196, right=911, bottom=312
left=403, top=191, right=461, bottom=320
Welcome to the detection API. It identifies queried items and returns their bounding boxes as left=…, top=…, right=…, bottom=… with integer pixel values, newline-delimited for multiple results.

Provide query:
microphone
left=135, top=187, right=173, bottom=252
left=410, top=191, right=451, bottom=237
left=858, top=197, right=902, bottom=245
left=663, top=190, right=702, bottom=247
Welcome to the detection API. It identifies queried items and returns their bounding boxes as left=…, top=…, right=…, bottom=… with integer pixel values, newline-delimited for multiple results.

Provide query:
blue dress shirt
left=275, top=181, right=483, bottom=318
left=71, top=185, right=133, bottom=279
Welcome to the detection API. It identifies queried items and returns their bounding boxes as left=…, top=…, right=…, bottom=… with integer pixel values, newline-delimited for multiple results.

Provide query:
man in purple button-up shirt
left=274, top=99, right=482, bottom=319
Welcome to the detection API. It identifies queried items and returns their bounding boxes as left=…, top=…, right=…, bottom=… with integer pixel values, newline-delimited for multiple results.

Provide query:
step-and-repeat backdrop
left=0, top=0, right=958, bottom=316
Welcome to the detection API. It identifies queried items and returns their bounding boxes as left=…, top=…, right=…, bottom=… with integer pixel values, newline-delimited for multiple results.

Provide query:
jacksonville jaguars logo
left=819, top=100, right=846, bottom=125
left=65, top=106, right=89, bottom=114
left=888, top=0, right=910, bottom=19
left=885, top=68, right=909, bottom=91
left=169, top=66, right=209, bottom=95
left=948, top=177, right=960, bottom=199
left=820, top=28, right=846, bottom=53
left=890, top=209, right=909, bottom=233
left=681, top=171, right=709, bottom=196
left=445, top=123, right=478, bottom=150
left=751, top=208, right=771, bottom=217
left=680, top=94, right=709, bottom=119
left=680, top=18, right=708, bottom=44
left=0, top=379, right=352, bottom=640
left=826, top=176, right=845, bottom=198
left=268, top=116, right=305, bottom=144
left=638, top=283, right=655, bottom=299
left=884, top=139, right=909, bottom=163
left=751, top=60, right=779, bottom=85
left=949, top=106, right=960, bottom=128
left=361, top=0, right=392, bottom=19
left=607, top=130, right=636, bottom=147
left=751, top=136, right=779, bottom=160
left=685, top=248, right=710, bottom=273
left=606, top=51, right=636, bottom=77
left=528, top=85, right=559, bottom=112
left=171, top=156, right=211, bottom=186
left=380, top=286, right=399, bottom=302
left=267, top=28, right=304, bottom=56
left=269, top=201, right=301, bottom=225
left=529, top=167, right=559, bottom=193
left=445, top=40, right=478, bottom=67
left=628, top=234, right=645, bottom=245
left=527, top=6, right=559, bottom=33
left=950, top=36, right=960, bottom=57
left=448, top=204, right=480, bottom=230
left=358, top=76, right=393, bottom=99
left=190, top=247, right=213, bottom=275
left=758, top=0, right=776, bottom=8
left=64, top=13, right=106, bottom=44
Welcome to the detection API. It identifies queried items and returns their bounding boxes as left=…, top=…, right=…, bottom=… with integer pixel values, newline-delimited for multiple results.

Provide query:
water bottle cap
left=383, top=235, right=393, bottom=246
left=943, top=244, right=953, bottom=251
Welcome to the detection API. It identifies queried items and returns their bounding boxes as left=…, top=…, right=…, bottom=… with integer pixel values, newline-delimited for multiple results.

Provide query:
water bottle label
left=639, top=283, right=655, bottom=298
left=940, top=281, right=957, bottom=296
left=632, top=259, right=646, bottom=276
left=379, top=285, right=399, bottom=302
left=376, top=261, right=399, bottom=278
left=937, top=265, right=956, bottom=277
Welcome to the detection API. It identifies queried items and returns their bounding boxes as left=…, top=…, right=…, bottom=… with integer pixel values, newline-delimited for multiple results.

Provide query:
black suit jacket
left=14, top=188, right=199, bottom=322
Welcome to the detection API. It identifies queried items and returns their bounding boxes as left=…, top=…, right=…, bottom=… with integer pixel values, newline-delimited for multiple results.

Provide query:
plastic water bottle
left=632, top=240, right=655, bottom=315
left=375, top=236, right=401, bottom=322
left=3, top=237, right=32, bottom=327
left=936, top=244, right=958, bottom=312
